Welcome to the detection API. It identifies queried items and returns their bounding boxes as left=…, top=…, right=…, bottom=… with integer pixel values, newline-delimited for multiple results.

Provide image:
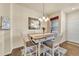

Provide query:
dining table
left=29, top=33, right=55, bottom=56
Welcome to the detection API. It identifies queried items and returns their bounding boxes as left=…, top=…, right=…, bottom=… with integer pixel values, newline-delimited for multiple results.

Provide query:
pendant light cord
left=43, top=3, right=45, bottom=17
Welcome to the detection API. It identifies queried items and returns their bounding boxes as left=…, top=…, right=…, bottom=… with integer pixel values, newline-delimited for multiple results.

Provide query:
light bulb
left=45, top=17, right=49, bottom=22
left=43, top=16, right=45, bottom=19
left=39, top=18, right=43, bottom=22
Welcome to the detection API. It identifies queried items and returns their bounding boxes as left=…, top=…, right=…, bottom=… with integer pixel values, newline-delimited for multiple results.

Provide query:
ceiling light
left=38, top=3, right=49, bottom=22
left=43, top=16, right=45, bottom=20
left=45, top=17, right=49, bottom=22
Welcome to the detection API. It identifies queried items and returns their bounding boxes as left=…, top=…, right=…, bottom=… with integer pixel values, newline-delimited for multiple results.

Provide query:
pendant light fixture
left=39, top=3, right=49, bottom=22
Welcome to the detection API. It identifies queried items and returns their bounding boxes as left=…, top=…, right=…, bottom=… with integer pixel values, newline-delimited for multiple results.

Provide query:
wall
left=11, top=4, right=43, bottom=49
left=0, top=4, right=10, bottom=55
left=67, top=10, right=79, bottom=43
left=60, top=11, right=67, bottom=43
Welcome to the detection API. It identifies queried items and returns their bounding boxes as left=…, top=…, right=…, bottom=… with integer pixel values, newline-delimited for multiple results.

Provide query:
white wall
left=67, top=10, right=79, bottom=43
left=11, top=4, right=43, bottom=49
left=60, top=11, right=67, bottom=43
left=0, top=4, right=10, bottom=55
left=0, top=31, right=4, bottom=55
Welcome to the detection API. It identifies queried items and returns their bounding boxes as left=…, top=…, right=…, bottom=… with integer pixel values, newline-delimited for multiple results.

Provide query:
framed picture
left=28, top=17, right=40, bottom=30
left=0, top=16, right=10, bottom=30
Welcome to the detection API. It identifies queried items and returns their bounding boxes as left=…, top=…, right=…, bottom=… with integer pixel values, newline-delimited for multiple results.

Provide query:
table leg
left=42, top=45, right=45, bottom=56
left=38, top=42, right=41, bottom=56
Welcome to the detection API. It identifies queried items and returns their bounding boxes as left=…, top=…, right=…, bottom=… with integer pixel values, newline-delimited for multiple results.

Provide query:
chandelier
left=39, top=3, right=49, bottom=22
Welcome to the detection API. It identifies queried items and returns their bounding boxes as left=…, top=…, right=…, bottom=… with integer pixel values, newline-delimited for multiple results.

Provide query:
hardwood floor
left=6, top=41, right=79, bottom=56
left=60, top=41, right=79, bottom=56
left=6, top=47, right=24, bottom=56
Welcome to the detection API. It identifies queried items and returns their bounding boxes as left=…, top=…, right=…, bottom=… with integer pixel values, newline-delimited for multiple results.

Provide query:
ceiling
left=18, top=3, right=79, bottom=15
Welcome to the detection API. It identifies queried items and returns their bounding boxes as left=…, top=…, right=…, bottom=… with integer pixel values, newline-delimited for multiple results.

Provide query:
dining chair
left=21, top=33, right=38, bottom=56
left=43, top=33, right=65, bottom=56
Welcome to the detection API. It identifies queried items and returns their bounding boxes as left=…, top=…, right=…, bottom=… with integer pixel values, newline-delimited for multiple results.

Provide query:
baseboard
left=66, top=41, right=79, bottom=47
left=5, top=53, right=11, bottom=56
left=59, top=40, right=67, bottom=45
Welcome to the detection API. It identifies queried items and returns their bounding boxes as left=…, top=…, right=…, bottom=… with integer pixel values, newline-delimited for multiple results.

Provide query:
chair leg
left=24, top=46, right=27, bottom=56
left=36, top=45, right=38, bottom=56
left=43, top=51, right=45, bottom=56
left=52, top=41, right=54, bottom=56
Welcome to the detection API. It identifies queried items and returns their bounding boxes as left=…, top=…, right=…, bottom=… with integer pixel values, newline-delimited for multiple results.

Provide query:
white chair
left=52, top=33, right=63, bottom=56
left=43, top=33, right=65, bottom=56
left=21, top=33, right=38, bottom=56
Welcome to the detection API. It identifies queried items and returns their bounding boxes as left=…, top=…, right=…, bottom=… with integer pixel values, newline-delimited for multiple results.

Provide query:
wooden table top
left=29, top=33, right=54, bottom=40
